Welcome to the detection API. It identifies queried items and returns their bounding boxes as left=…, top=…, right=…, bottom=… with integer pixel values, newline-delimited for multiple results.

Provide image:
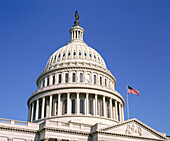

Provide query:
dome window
left=52, top=75, right=55, bottom=85
left=72, top=73, right=76, bottom=82
left=94, top=55, right=96, bottom=59
left=68, top=52, right=70, bottom=56
left=58, top=54, right=61, bottom=58
left=65, top=73, right=69, bottom=83
left=47, top=77, right=50, bottom=86
left=89, top=54, right=92, bottom=57
left=84, top=52, right=87, bottom=56
left=63, top=53, right=65, bottom=57
left=100, top=76, right=102, bottom=86
left=105, top=78, right=107, bottom=87
left=94, top=75, right=96, bottom=84
left=58, top=74, right=62, bottom=83
left=73, top=52, right=76, bottom=56
left=79, top=52, right=81, bottom=56
left=98, top=57, right=100, bottom=61
left=80, top=73, right=83, bottom=82
left=54, top=55, right=56, bottom=60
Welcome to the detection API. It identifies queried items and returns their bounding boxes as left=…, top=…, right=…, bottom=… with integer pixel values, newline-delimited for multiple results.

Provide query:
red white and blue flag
left=128, top=86, right=139, bottom=95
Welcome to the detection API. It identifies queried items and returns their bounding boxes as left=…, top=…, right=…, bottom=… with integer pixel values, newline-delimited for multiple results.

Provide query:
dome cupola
left=69, top=11, right=84, bottom=41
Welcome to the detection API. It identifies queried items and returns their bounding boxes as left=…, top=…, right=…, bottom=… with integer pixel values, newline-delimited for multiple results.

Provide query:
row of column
left=28, top=93, right=124, bottom=122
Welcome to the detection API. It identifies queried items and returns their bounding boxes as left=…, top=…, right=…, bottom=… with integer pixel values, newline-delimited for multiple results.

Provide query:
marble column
left=35, top=99, right=39, bottom=120
left=119, top=103, right=122, bottom=122
left=67, top=93, right=70, bottom=115
left=27, top=105, right=31, bottom=122
left=95, top=94, right=97, bottom=116
left=31, top=102, right=34, bottom=122
left=52, top=96, right=56, bottom=116
left=77, top=93, right=80, bottom=115
left=115, top=101, right=118, bottom=121
left=110, top=98, right=113, bottom=119
left=103, top=96, right=106, bottom=117
left=86, top=93, right=89, bottom=115
left=41, top=97, right=45, bottom=118
left=121, top=104, right=124, bottom=122
left=49, top=95, right=52, bottom=117
left=58, top=94, right=61, bottom=116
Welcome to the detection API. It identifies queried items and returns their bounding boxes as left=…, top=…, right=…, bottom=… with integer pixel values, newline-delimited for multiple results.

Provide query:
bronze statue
left=75, top=11, right=79, bottom=20
left=74, top=11, right=79, bottom=26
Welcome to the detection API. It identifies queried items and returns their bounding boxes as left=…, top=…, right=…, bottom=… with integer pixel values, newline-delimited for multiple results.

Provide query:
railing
left=0, top=118, right=37, bottom=127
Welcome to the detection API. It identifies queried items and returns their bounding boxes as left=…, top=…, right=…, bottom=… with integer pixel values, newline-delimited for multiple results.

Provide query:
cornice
left=36, top=65, right=116, bottom=86
left=0, top=125, right=37, bottom=134
left=95, top=131, right=165, bottom=141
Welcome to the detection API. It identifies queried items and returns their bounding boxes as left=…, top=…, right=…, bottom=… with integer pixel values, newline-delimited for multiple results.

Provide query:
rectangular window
left=72, top=99, right=75, bottom=114
left=94, top=75, right=96, bottom=84
left=65, top=73, right=69, bottom=83
left=53, top=75, right=55, bottom=85
left=42, top=79, right=45, bottom=88
left=80, top=99, right=84, bottom=114
left=59, top=74, right=62, bottom=83
left=72, top=73, right=76, bottom=82
left=47, top=77, right=49, bottom=86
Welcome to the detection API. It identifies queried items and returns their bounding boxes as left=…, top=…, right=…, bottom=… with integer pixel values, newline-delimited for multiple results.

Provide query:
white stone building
left=0, top=12, right=169, bottom=141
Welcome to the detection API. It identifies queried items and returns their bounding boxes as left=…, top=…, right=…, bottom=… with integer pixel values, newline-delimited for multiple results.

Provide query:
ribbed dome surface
left=46, top=40, right=106, bottom=69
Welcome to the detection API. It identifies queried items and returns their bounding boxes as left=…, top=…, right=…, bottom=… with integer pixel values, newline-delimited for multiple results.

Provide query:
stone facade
left=0, top=12, right=169, bottom=141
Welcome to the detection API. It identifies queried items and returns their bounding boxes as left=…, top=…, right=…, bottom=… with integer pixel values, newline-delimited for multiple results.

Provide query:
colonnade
left=28, top=93, right=124, bottom=122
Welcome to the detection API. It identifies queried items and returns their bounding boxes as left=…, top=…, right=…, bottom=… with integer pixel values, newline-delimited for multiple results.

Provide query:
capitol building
left=0, top=12, right=169, bottom=141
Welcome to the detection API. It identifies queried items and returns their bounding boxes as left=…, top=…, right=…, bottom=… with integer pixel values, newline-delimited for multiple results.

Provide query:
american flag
left=128, top=86, right=139, bottom=95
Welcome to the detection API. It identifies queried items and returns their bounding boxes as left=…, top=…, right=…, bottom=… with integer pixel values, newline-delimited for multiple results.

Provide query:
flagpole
left=126, top=84, right=129, bottom=120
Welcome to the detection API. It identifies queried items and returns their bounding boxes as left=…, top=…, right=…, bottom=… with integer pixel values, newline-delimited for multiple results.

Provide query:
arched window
left=105, top=78, right=107, bottom=87
left=87, top=73, right=90, bottom=83
left=68, top=52, right=70, bottom=56
left=72, top=73, right=76, bottom=82
left=100, top=76, right=102, bottom=86
left=52, top=75, right=55, bottom=85
left=58, top=74, right=62, bottom=83
left=94, top=75, right=96, bottom=84
left=88, top=98, right=93, bottom=115
left=71, top=99, right=75, bottom=114
left=65, top=73, right=69, bottom=83
left=62, top=99, right=67, bottom=115
left=42, top=79, right=45, bottom=88
left=80, top=73, right=83, bottom=82
left=80, top=99, right=84, bottom=114
left=47, top=77, right=49, bottom=86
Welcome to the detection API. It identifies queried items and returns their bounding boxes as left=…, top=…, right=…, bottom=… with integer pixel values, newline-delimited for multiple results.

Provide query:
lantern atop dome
left=69, top=11, right=84, bottom=41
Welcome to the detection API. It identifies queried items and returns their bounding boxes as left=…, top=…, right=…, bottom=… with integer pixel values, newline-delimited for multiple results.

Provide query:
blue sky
left=0, top=0, right=170, bottom=135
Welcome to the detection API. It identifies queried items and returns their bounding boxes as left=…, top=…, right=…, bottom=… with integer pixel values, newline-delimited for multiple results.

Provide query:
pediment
left=100, top=118, right=165, bottom=140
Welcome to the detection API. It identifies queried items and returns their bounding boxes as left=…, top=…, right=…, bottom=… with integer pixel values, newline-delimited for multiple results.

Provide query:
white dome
left=46, top=40, right=106, bottom=69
